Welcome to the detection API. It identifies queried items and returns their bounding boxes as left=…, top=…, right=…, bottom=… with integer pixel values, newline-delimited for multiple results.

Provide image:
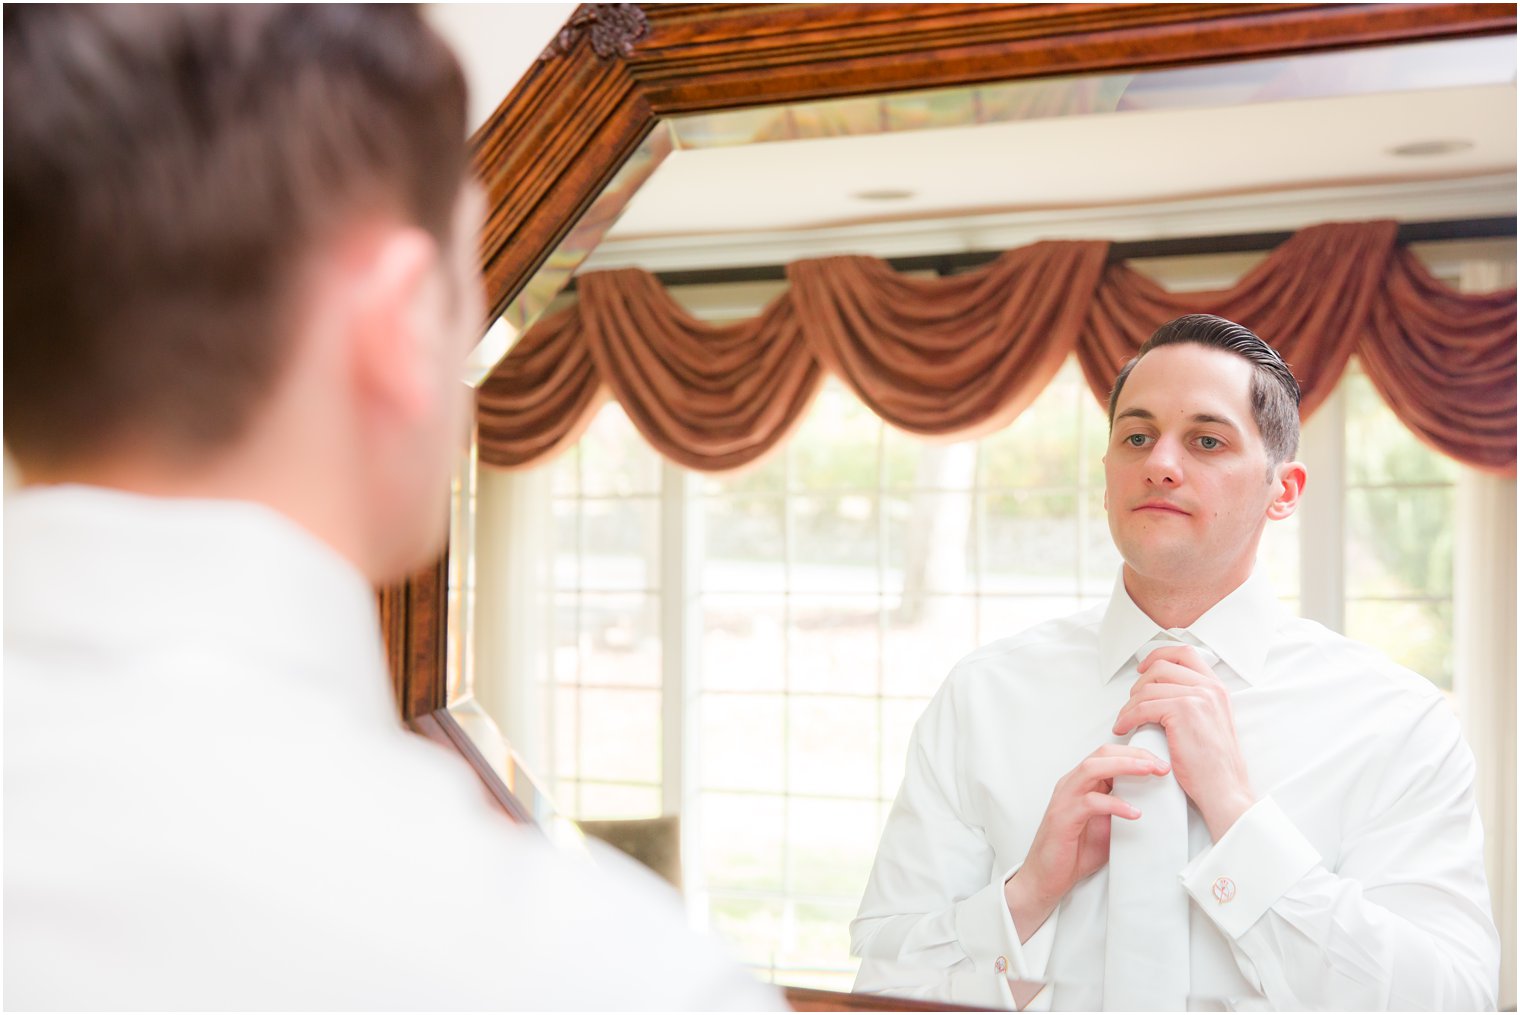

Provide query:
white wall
left=425, top=3, right=579, bottom=133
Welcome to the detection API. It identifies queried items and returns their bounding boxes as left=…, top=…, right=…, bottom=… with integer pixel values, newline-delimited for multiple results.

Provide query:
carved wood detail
left=541, top=3, right=651, bottom=62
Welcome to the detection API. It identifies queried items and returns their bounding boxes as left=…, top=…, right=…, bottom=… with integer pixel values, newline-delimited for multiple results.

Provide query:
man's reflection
left=852, top=315, right=1498, bottom=1010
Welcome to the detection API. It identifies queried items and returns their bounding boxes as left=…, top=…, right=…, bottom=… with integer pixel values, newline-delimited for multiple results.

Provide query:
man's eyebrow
left=1113, top=407, right=1242, bottom=430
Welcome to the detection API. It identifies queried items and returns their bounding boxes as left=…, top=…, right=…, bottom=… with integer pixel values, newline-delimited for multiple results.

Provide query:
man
left=852, top=314, right=1499, bottom=1010
left=3, top=7, right=779, bottom=1009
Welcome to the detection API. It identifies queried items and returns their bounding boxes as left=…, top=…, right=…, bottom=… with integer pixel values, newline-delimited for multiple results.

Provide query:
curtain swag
left=475, top=220, right=1517, bottom=476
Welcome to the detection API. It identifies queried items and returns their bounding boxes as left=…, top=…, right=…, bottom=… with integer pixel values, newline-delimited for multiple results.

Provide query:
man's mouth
left=1133, top=501, right=1190, bottom=515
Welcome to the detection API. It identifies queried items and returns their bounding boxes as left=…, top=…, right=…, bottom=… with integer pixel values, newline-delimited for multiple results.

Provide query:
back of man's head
left=3, top=5, right=468, bottom=476
left=1107, top=313, right=1302, bottom=466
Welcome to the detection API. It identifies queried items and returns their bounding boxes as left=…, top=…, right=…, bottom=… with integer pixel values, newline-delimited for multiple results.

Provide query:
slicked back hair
left=1106, top=314, right=1302, bottom=467
left=4, top=5, right=469, bottom=471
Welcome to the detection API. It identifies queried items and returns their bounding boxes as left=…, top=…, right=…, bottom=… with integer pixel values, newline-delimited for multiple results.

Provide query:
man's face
left=1103, top=343, right=1282, bottom=595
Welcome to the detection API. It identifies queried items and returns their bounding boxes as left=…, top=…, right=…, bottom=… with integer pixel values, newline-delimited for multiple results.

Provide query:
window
left=1342, top=362, right=1457, bottom=689
left=494, top=349, right=1461, bottom=988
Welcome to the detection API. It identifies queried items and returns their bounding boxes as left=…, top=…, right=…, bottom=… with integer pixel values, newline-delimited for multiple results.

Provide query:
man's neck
left=1121, top=564, right=1250, bottom=630
left=20, top=441, right=379, bottom=584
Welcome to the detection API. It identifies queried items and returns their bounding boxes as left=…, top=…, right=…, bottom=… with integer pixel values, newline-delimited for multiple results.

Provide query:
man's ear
left=1266, top=460, right=1307, bottom=521
left=348, top=226, right=443, bottom=423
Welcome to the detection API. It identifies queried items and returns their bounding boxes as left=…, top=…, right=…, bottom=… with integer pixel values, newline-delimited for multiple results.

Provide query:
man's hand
left=1003, top=744, right=1169, bottom=942
left=1112, top=644, right=1256, bottom=841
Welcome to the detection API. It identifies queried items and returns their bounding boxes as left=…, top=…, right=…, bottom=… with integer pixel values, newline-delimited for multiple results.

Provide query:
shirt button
left=994, top=955, right=1008, bottom=973
left=1212, top=876, right=1237, bottom=903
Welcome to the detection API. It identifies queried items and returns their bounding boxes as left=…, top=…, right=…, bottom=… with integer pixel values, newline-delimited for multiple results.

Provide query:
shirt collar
left=1098, top=569, right=1286, bottom=686
left=5, top=484, right=397, bottom=724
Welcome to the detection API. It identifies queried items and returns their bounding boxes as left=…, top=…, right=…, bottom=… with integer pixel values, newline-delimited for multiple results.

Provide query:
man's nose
left=1144, top=437, right=1183, bottom=485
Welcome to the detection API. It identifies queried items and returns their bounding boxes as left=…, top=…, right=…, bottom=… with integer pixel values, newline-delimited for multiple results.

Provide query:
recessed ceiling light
left=1388, top=139, right=1475, bottom=157
left=853, top=188, right=915, bottom=201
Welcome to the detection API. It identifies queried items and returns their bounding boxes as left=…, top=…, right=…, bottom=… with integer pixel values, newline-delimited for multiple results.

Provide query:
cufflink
left=994, top=956, right=1008, bottom=973
left=1211, top=876, right=1237, bottom=904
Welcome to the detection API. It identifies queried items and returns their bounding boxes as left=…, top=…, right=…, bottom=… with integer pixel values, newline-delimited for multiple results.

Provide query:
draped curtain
left=476, top=221, right=1517, bottom=476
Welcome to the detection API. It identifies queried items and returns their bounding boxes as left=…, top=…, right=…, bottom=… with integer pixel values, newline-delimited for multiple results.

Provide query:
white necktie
left=1103, top=635, right=1217, bottom=1011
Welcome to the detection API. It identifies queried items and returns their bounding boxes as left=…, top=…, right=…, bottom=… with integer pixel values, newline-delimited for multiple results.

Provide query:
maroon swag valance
left=476, top=220, right=1517, bottom=476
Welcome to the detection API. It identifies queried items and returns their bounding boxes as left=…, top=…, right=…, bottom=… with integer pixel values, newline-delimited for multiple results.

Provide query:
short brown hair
left=4, top=5, right=469, bottom=470
left=1107, top=314, right=1302, bottom=466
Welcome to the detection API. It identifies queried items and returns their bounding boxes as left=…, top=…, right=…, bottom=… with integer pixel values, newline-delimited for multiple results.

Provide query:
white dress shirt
left=851, top=571, right=1498, bottom=1010
left=4, top=486, right=781, bottom=1011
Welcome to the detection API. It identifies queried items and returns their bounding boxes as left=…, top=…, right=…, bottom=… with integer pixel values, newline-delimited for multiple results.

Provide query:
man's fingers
left=1131, top=658, right=1213, bottom=689
left=1072, top=754, right=1170, bottom=786
left=1137, top=644, right=1210, bottom=675
left=1113, top=699, right=1172, bottom=736
left=1089, top=743, right=1169, bottom=763
left=1126, top=681, right=1212, bottom=704
left=1082, top=790, right=1140, bottom=821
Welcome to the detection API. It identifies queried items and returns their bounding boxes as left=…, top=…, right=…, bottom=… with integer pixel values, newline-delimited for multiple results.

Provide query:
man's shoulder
left=1273, top=613, right=1454, bottom=717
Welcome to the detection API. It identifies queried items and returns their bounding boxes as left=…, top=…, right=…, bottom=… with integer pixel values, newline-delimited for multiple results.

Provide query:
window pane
left=1081, top=488, right=1124, bottom=597
left=885, top=491, right=975, bottom=595
left=580, top=496, right=659, bottom=591
left=781, top=901, right=860, bottom=989
left=703, top=595, right=786, bottom=693
left=792, top=494, right=879, bottom=594
left=576, top=593, right=661, bottom=687
left=708, top=894, right=785, bottom=973
left=580, top=402, right=661, bottom=496
left=979, top=595, right=1083, bottom=644
left=979, top=490, right=1080, bottom=593
left=553, top=684, right=579, bottom=783
left=1257, top=508, right=1300, bottom=592
left=552, top=499, right=579, bottom=589
left=1344, top=368, right=1459, bottom=486
left=578, top=687, right=661, bottom=784
left=979, top=361, right=1081, bottom=489
left=1079, top=386, right=1110, bottom=491
left=789, top=381, right=881, bottom=492
left=1345, top=598, right=1454, bottom=690
left=1346, top=487, right=1454, bottom=598
left=551, top=442, right=579, bottom=497
left=880, top=698, right=933, bottom=800
left=788, top=596, right=880, bottom=696
left=552, top=593, right=582, bottom=679
left=575, top=781, right=662, bottom=820
left=701, top=447, right=786, bottom=495
left=703, top=793, right=785, bottom=892
left=786, top=695, right=879, bottom=799
left=787, top=796, right=881, bottom=899
left=882, top=595, right=977, bottom=699
left=702, top=494, right=786, bottom=593
left=702, top=694, right=785, bottom=793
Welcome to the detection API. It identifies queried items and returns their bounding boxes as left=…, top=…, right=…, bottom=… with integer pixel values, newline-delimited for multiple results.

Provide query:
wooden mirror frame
left=388, top=1, right=1514, bottom=724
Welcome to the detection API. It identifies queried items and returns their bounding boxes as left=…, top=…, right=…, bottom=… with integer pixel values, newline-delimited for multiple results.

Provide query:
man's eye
left=1126, top=434, right=1148, bottom=447
left=1198, top=436, right=1220, bottom=450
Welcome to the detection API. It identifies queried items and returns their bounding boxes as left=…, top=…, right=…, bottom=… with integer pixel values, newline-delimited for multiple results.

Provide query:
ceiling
left=579, top=35, right=1516, bottom=273
left=606, top=85, right=1515, bottom=238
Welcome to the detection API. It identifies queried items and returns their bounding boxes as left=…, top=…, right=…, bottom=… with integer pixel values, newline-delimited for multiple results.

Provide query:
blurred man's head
left=4, top=5, right=479, bottom=580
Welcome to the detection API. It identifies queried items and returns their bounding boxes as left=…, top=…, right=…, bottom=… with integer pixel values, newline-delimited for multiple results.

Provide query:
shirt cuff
left=1181, top=796, right=1321, bottom=939
left=953, top=865, right=1059, bottom=988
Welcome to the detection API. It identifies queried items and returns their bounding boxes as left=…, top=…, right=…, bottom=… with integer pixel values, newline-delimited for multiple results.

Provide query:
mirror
left=397, top=5, right=1517, bottom=1006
